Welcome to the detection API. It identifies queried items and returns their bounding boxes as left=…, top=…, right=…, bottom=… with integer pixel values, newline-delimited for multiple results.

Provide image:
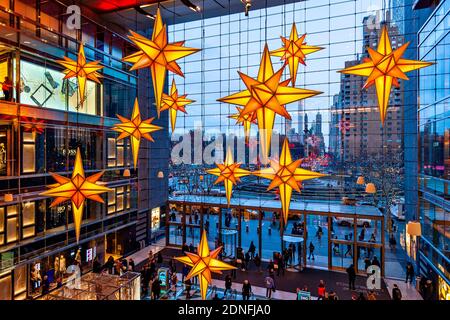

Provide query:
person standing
left=392, top=284, right=402, bottom=300
left=2, top=76, right=13, bottom=101
left=317, top=280, right=326, bottom=300
left=254, top=254, right=262, bottom=272
left=242, top=280, right=252, bottom=300
left=264, top=275, right=275, bottom=299
left=151, top=276, right=162, bottom=300
left=308, top=241, right=315, bottom=260
left=249, top=241, right=256, bottom=260
left=346, top=264, right=356, bottom=290
left=405, top=262, right=415, bottom=284
left=224, top=274, right=232, bottom=297
left=184, top=278, right=192, bottom=299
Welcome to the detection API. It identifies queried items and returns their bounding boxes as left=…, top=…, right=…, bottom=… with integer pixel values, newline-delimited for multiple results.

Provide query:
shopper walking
left=392, top=284, right=402, bottom=300
left=346, top=264, right=356, bottom=290
left=264, top=275, right=275, bottom=299
left=242, top=280, right=252, bottom=300
left=405, top=262, right=415, bottom=284
left=308, top=242, right=315, bottom=260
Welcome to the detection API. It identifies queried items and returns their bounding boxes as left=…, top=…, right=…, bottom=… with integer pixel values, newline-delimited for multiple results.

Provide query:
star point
left=270, top=23, right=323, bottom=86
left=40, top=148, right=112, bottom=242
left=228, top=107, right=257, bottom=144
left=123, top=8, right=200, bottom=118
left=253, top=138, right=326, bottom=225
left=218, top=44, right=321, bottom=159
left=338, top=26, right=433, bottom=124
left=174, top=230, right=236, bottom=300
left=56, top=43, right=103, bottom=108
left=113, top=98, right=162, bottom=168
left=161, top=79, right=195, bottom=132
left=206, top=148, right=250, bottom=206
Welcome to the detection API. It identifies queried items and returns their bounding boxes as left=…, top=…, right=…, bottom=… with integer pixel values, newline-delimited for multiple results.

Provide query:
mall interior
left=0, top=0, right=448, bottom=301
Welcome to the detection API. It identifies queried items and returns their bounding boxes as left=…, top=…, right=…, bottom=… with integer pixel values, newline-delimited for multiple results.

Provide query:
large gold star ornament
left=40, top=148, right=112, bottom=242
left=113, top=98, right=162, bottom=168
left=56, top=44, right=103, bottom=108
left=338, top=26, right=433, bottom=124
left=161, top=79, right=195, bottom=132
left=228, top=107, right=257, bottom=144
left=123, top=8, right=200, bottom=118
left=174, top=230, right=236, bottom=300
left=218, top=44, right=321, bottom=159
left=206, top=148, right=250, bottom=206
left=270, top=23, right=323, bottom=86
left=253, top=138, right=326, bottom=225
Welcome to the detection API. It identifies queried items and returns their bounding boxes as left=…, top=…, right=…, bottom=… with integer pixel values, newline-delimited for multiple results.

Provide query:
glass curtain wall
left=166, top=0, right=421, bottom=276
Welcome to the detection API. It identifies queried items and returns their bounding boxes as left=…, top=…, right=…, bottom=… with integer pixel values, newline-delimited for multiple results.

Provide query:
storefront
left=168, top=195, right=385, bottom=276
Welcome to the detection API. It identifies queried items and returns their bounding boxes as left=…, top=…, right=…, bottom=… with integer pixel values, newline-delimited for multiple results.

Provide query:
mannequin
left=59, top=255, right=66, bottom=273
left=54, top=256, right=60, bottom=277
left=75, top=249, right=81, bottom=265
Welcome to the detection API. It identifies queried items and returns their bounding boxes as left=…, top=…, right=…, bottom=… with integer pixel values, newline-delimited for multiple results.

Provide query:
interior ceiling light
left=134, top=5, right=155, bottom=19
left=181, top=0, right=201, bottom=12
left=241, top=0, right=251, bottom=16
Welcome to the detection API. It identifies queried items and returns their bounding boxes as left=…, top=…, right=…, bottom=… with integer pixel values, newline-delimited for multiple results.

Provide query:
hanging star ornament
left=56, top=43, right=103, bottom=108
left=161, top=79, right=195, bottom=132
left=270, top=23, right=323, bottom=86
left=123, top=8, right=200, bottom=118
left=174, top=230, right=236, bottom=300
left=113, top=98, right=162, bottom=168
left=218, top=44, right=321, bottom=160
left=206, top=148, right=250, bottom=206
left=338, top=26, right=433, bottom=125
left=228, top=107, right=257, bottom=144
left=40, top=148, right=112, bottom=242
left=253, top=138, right=326, bottom=226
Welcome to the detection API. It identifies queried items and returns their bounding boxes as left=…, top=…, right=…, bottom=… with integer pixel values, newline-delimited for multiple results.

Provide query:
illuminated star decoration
left=206, top=148, right=250, bottom=206
left=336, top=119, right=355, bottom=134
left=338, top=26, right=433, bottom=125
left=21, top=117, right=45, bottom=135
left=218, top=44, right=321, bottom=160
left=253, top=138, right=326, bottom=226
left=228, top=107, right=257, bottom=144
left=161, top=79, right=195, bottom=132
left=123, top=8, right=200, bottom=118
left=56, top=43, right=103, bottom=108
left=270, top=23, right=323, bottom=86
left=40, top=148, right=112, bottom=242
left=174, top=230, right=236, bottom=300
left=113, top=98, right=162, bottom=168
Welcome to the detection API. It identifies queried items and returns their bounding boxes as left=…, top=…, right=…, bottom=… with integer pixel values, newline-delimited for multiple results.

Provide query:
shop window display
left=20, top=60, right=98, bottom=115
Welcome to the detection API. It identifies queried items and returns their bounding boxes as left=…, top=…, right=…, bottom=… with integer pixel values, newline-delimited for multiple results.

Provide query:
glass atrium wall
left=165, top=0, right=426, bottom=276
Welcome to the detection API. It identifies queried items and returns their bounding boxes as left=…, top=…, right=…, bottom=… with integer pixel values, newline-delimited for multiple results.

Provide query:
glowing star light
left=113, top=98, right=162, bottom=168
left=338, top=26, right=433, bottom=124
left=218, top=44, right=321, bottom=159
left=123, top=8, right=200, bottom=118
left=40, top=148, right=112, bottom=242
left=174, top=230, right=236, bottom=300
left=161, top=79, right=195, bottom=132
left=206, top=148, right=250, bottom=206
left=56, top=44, right=103, bottom=107
left=270, top=23, right=323, bottom=86
left=253, top=138, right=326, bottom=225
left=228, top=107, right=257, bottom=144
